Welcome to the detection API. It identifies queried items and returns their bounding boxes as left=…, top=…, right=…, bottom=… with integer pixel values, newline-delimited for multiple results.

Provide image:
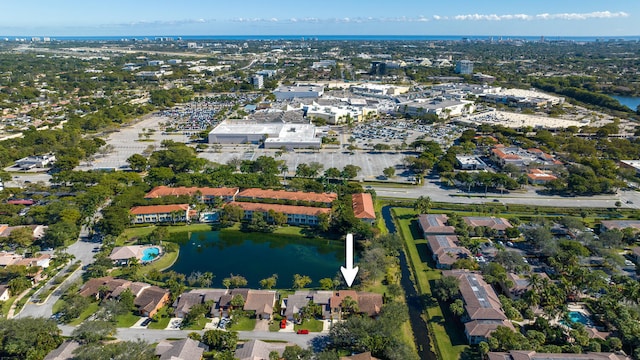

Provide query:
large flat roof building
left=273, top=85, right=324, bottom=100
left=208, top=120, right=321, bottom=149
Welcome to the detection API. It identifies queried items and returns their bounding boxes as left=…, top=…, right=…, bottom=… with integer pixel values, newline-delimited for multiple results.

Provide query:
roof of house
left=356, top=292, right=383, bottom=317
left=237, top=188, right=337, bottom=204
left=527, top=169, right=557, bottom=182
left=79, top=276, right=114, bottom=297
left=600, top=220, right=640, bottom=231
left=220, top=288, right=251, bottom=307
left=352, top=193, right=375, bottom=220
left=244, top=290, right=277, bottom=316
left=44, top=340, right=81, bottom=360
left=134, top=286, right=169, bottom=314
left=340, top=352, right=381, bottom=360
left=109, top=245, right=145, bottom=261
left=487, top=351, right=631, bottom=360
left=443, top=270, right=507, bottom=321
left=284, top=292, right=313, bottom=318
left=228, top=201, right=332, bottom=216
left=174, top=292, right=203, bottom=315
left=129, top=204, right=189, bottom=215
left=418, top=214, right=456, bottom=235
left=235, top=339, right=283, bottom=360
left=145, top=186, right=239, bottom=199
left=463, top=216, right=512, bottom=230
left=155, top=338, right=207, bottom=360
left=465, top=319, right=515, bottom=338
left=330, top=290, right=358, bottom=309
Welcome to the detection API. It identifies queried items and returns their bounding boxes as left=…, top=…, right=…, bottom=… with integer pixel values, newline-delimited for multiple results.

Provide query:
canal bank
left=382, top=206, right=436, bottom=360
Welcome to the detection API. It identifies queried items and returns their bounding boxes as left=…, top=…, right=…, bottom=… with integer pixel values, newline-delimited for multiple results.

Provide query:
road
left=373, top=176, right=640, bottom=209
left=15, top=206, right=105, bottom=319
left=58, top=326, right=319, bottom=348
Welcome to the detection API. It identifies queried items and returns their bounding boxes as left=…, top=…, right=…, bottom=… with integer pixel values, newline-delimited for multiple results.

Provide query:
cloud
left=450, top=11, right=629, bottom=21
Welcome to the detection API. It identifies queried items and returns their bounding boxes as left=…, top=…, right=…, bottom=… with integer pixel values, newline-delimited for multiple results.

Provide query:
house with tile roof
left=352, top=193, right=376, bottom=224
left=135, top=285, right=170, bottom=317
left=487, top=351, right=631, bottom=360
left=243, top=290, right=277, bottom=320
left=427, top=235, right=473, bottom=269
left=443, top=269, right=514, bottom=344
left=155, top=338, right=207, bottom=360
left=235, top=339, right=284, bottom=360
left=417, top=214, right=456, bottom=237
left=236, top=188, right=337, bottom=207
left=129, top=204, right=191, bottom=224
left=340, top=352, right=380, bottom=360
left=463, top=216, right=512, bottom=232
left=228, top=201, right=331, bottom=226
left=600, top=220, right=640, bottom=232
left=144, top=186, right=239, bottom=204
left=527, top=169, right=558, bottom=185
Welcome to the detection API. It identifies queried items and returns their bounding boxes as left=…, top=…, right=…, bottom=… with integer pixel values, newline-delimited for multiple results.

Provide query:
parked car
left=141, top=318, right=152, bottom=327
left=280, top=319, right=287, bottom=329
left=297, top=329, right=309, bottom=334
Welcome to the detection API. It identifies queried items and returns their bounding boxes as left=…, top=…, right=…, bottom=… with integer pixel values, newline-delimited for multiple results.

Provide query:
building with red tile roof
left=129, top=204, right=190, bottom=224
left=527, top=169, right=558, bottom=184
left=144, top=186, right=238, bottom=203
left=228, top=201, right=330, bottom=227
left=417, top=214, right=456, bottom=237
left=427, top=235, right=473, bottom=269
left=351, top=193, right=375, bottom=224
left=236, top=188, right=337, bottom=206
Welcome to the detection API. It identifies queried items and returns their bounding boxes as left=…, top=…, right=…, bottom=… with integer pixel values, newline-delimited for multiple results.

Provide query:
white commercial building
left=208, top=120, right=321, bottom=149
left=273, top=85, right=324, bottom=100
left=399, top=98, right=475, bottom=118
left=350, top=83, right=409, bottom=97
left=303, top=102, right=377, bottom=125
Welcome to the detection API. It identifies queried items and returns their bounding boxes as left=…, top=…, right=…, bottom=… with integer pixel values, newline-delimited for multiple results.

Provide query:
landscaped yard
left=116, top=312, right=141, bottom=328
left=228, top=316, right=256, bottom=331
left=148, top=316, right=171, bottom=330
left=68, top=302, right=100, bottom=326
left=294, top=319, right=323, bottom=332
left=181, top=317, right=210, bottom=330
left=392, top=207, right=469, bottom=360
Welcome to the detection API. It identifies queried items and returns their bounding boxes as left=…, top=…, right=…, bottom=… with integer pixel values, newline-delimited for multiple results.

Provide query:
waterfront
left=169, top=230, right=344, bottom=288
left=611, top=95, right=640, bottom=111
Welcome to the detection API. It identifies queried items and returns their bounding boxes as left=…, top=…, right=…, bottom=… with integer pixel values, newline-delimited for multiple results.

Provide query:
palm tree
left=340, top=296, right=359, bottom=318
left=413, top=196, right=432, bottom=214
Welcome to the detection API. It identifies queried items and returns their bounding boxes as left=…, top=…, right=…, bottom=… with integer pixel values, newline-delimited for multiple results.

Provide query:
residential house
left=503, top=273, right=548, bottom=300
left=134, top=286, right=170, bottom=317
left=281, top=290, right=335, bottom=321
left=330, top=290, right=358, bottom=319
left=0, top=285, right=9, bottom=301
left=219, top=288, right=251, bottom=317
left=174, top=292, right=205, bottom=318
left=443, top=270, right=514, bottom=344
left=235, top=339, right=284, bottom=360
left=487, top=351, right=631, bottom=360
left=463, top=216, right=512, bottom=233
left=144, top=186, right=239, bottom=204
left=155, top=338, right=207, bottom=360
left=340, top=352, right=380, bottom=360
left=356, top=292, right=384, bottom=318
left=427, top=235, right=473, bottom=269
left=236, top=188, right=337, bottom=207
left=417, top=214, right=456, bottom=238
left=44, top=341, right=80, bottom=360
left=352, top=193, right=376, bottom=224
left=600, top=220, right=640, bottom=232
left=228, top=201, right=331, bottom=226
left=243, top=290, right=277, bottom=320
left=0, top=224, right=48, bottom=239
left=129, top=204, right=191, bottom=224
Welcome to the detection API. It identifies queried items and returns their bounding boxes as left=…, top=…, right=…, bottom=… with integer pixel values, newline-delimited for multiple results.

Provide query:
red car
left=297, top=329, right=309, bottom=335
left=280, top=319, right=287, bottom=329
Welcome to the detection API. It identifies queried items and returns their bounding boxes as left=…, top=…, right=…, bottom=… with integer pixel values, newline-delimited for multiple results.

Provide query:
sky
left=1, top=0, right=639, bottom=37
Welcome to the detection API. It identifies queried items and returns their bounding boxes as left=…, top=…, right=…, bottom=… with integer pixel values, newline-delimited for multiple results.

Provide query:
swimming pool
left=141, top=247, right=160, bottom=262
left=566, top=311, right=593, bottom=327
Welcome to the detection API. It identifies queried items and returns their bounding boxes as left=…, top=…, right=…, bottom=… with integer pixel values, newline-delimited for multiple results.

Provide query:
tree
left=450, top=299, right=465, bottom=317
left=282, top=345, right=313, bottom=360
left=292, top=274, right=312, bottom=289
left=259, top=274, right=278, bottom=289
left=341, top=165, right=361, bottom=180
left=72, top=340, right=156, bottom=360
left=413, top=196, right=432, bottom=214
left=126, top=154, right=148, bottom=172
left=340, top=296, right=359, bottom=318
left=383, top=166, right=396, bottom=178
left=72, top=320, right=116, bottom=344
left=433, top=276, right=460, bottom=302
left=224, top=274, right=248, bottom=288
left=230, top=294, right=245, bottom=308
left=0, top=317, right=63, bottom=360
left=319, top=278, right=335, bottom=290
left=201, top=329, right=238, bottom=352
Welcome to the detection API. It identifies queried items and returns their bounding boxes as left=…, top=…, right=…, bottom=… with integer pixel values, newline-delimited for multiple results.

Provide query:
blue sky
left=1, top=0, right=638, bottom=37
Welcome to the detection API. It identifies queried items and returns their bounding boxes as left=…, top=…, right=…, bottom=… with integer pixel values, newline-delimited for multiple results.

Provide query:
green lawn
left=68, top=302, right=100, bottom=326
left=139, top=248, right=179, bottom=275
left=294, top=319, right=323, bottom=332
left=1, top=297, right=16, bottom=318
left=116, top=312, right=141, bottom=328
left=268, top=321, right=282, bottom=332
left=228, top=316, right=256, bottom=331
left=148, top=316, right=171, bottom=330
left=182, top=317, right=210, bottom=330
left=392, top=207, right=469, bottom=360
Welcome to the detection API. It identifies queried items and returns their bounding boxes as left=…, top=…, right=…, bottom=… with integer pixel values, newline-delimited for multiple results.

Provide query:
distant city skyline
left=1, top=0, right=639, bottom=37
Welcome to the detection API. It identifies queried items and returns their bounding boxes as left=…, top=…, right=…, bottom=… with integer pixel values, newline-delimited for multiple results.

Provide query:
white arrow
left=340, top=233, right=359, bottom=287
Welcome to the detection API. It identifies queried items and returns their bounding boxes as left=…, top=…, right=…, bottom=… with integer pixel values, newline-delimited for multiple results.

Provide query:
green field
left=228, top=316, right=256, bottom=331
left=116, top=312, right=141, bottom=328
left=294, top=319, right=324, bottom=332
left=392, top=207, right=469, bottom=360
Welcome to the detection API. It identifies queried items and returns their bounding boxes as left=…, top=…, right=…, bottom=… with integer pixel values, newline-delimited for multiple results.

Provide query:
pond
left=169, top=230, right=345, bottom=288
left=610, top=95, right=640, bottom=111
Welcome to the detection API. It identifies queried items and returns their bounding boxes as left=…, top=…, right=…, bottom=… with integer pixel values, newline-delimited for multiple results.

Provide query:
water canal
left=382, top=206, right=436, bottom=360
left=169, top=230, right=344, bottom=288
